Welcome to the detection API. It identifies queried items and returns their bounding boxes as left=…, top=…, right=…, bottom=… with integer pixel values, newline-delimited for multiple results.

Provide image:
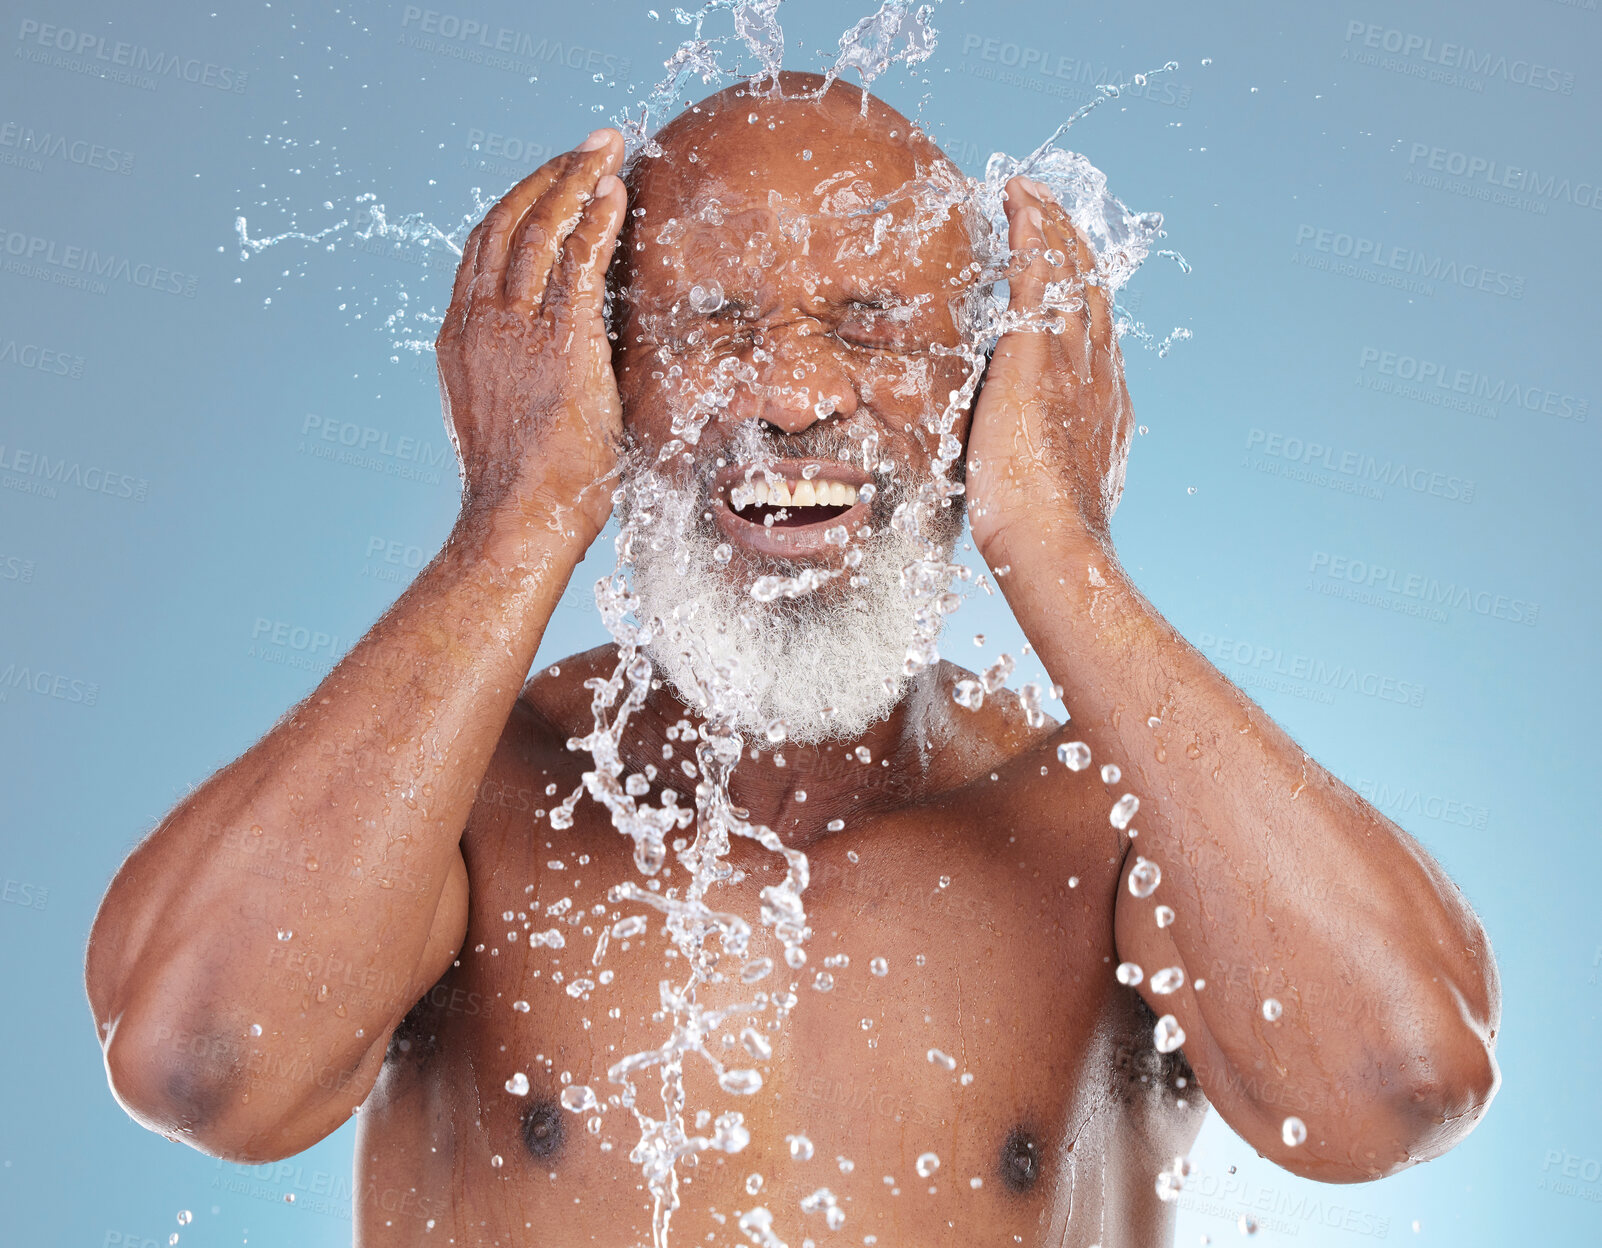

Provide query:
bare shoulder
left=916, top=659, right=1064, bottom=787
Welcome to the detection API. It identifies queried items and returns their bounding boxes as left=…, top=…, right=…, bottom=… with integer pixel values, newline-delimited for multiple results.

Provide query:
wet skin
left=87, top=74, right=1499, bottom=1248
left=360, top=651, right=1204, bottom=1246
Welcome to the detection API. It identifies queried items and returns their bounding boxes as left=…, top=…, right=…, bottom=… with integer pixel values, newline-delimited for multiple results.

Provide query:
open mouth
left=712, top=460, right=875, bottom=558
left=731, top=476, right=858, bottom=527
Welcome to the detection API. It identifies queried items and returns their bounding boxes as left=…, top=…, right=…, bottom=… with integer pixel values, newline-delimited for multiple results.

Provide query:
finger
left=542, top=173, right=628, bottom=323
left=1002, top=175, right=1053, bottom=313
left=473, top=128, right=617, bottom=294
left=504, top=130, right=624, bottom=310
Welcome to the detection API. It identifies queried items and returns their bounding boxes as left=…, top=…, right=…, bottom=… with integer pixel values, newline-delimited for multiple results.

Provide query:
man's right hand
left=436, top=127, right=628, bottom=545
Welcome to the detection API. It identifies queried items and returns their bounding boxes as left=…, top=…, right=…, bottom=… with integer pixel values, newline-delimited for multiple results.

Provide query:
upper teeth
left=735, top=478, right=858, bottom=509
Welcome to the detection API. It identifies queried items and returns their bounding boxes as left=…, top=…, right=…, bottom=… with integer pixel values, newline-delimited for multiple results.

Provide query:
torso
left=355, top=650, right=1206, bottom=1246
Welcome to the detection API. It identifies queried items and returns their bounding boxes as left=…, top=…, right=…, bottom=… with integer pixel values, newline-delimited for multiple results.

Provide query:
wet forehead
left=626, top=102, right=973, bottom=308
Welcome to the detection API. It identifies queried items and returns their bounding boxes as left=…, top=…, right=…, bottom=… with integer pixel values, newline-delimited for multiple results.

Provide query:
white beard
left=623, top=470, right=950, bottom=746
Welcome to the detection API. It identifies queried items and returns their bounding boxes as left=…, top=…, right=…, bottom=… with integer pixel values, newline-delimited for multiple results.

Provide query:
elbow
left=1250, top=1019, right=1500, bottom=1185
left=102, top=1015, right=261, bottom=1160
left=1384, top=1024, right=1500, bottom=1160
left=100, top=1010, right=348, bottom=1165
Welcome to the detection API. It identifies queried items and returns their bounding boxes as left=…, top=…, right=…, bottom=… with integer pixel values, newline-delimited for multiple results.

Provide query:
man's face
left=603, top=89, right=983, bottom=741
left=611, top=93, right=980, bottom=581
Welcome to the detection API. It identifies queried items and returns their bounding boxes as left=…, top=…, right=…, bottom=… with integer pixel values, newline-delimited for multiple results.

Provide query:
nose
left=727, top=322, right=860, bottom=435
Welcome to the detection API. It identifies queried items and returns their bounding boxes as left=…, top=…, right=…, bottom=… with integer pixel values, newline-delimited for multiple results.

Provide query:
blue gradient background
left=2, top=1, right=1597, bottom=1244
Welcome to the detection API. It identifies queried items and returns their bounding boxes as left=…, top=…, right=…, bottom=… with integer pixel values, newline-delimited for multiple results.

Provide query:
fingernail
left=578, top=128, right=612, bottom=152
left=595, top=173, right=623, bottom=197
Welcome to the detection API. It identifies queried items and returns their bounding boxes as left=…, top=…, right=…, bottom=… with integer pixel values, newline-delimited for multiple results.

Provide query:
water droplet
left=826, top=818, right=845, bottom=831
left=746, top=1172, right=764, bottom=1194
left=176, top=1212, right=192, bottom=1226
left=489, top=1154, right=503, bottom=1168
left=969, top=1176, right=983, bottom=1189
left=1154, top=905, right=1175, bottom=928
left=512, top=999, right=530, bottom=1013
left=813, top=971, right=834, bottom=992
left=1057, top=741, right=1091, bottom=771
left=1262, top=997, right=1283, bottom=1021
left=1150, top=967, right=1185, bottom=995
left=1155, top=1168, right=1184, bottom=1201
left=1239, top=1213, right=1259, bottom=1235
left=915, top=1152, right=940, bottom=1178
left=926, top=1047, right=957, bottom=1070
left=1281, top=1116, right=1306, bottom=1147
left=249, top=1023, right=262, bottom=1037
left=741, top=957, right=774, bottom=983
left=283, top=1194, right=295, bottom=1204
left=1100, top=763, right=1122, bottom=784
left=1110, top=793, right=1140, bottom=829
left=719, top=1067, right=763, bottom=1095
left=506, top=1072, right=530, bottom=1096
left=937, top=875, right=951, bottom=889
left=560, top=1085, right=598, bottom=1113
left=276, top=929, right=293, bottom=941
left=787, top=1133, right=815, bottom=1161
left=688, top=279, right=725, bottom=314
left=1127, top=856, right=1161, bottom=898
left=1116, top=962, right=1144, bottom=987
left=612, top=915, right=648, bottom=939
left=869, top=957, right=889, bottom=976
left=1154, top=1014, right=1186, bottom=1053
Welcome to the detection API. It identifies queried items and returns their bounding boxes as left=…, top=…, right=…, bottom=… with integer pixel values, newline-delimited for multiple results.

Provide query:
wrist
left=973, top=500, right=1111, bottom=574
left=454, top=477, right=605, bottom=575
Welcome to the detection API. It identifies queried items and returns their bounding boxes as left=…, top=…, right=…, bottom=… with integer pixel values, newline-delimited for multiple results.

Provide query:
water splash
left=229, top=5, right=1196, bottom=1243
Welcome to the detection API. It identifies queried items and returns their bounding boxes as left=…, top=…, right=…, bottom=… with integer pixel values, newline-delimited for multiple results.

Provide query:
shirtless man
left=87, top=74, right=1499, bottom=1246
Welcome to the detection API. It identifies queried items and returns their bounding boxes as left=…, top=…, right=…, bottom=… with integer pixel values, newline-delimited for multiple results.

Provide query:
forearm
left=983, top=510, right=1499, bottom=1171
left=88, top=497, right=588, bottom=1143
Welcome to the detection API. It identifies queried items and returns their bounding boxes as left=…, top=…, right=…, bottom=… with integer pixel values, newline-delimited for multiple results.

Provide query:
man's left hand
left=965, top=176, right=1135, bottom=560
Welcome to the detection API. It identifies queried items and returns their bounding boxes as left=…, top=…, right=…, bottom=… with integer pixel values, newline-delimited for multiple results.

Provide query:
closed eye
left=837, top=299, right=918, bottom=351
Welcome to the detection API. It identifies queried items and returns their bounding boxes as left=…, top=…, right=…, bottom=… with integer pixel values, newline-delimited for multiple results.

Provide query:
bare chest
left=362, top=777, right=1198, bottom=1245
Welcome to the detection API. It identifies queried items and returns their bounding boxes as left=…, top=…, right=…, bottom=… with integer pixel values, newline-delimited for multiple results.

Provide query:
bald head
left=610, top=70, right=978, bottom=400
